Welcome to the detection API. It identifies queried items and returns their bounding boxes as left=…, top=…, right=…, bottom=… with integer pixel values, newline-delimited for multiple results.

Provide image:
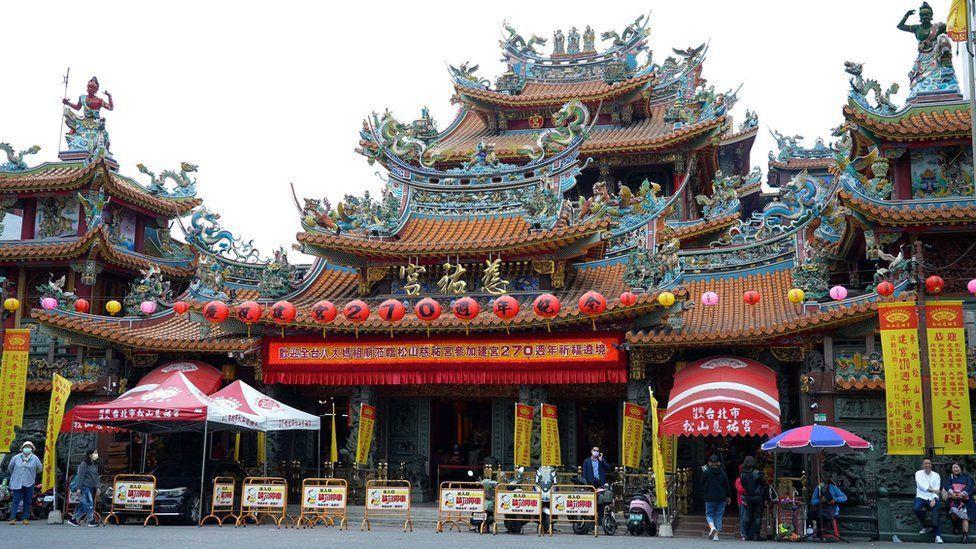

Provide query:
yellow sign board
left=513, top=403, right=533, bottom=468
left=42, top=374, right=71, bottom=492
left=621, top=402, right=646, bottom=469
left=0, top=329, right=30, bottom=450
left=878, top=301, right=925, bottom=455
left=355, top=403, right=376, bottom=465
left=925, top=301, right=974, bottom=455
left=540, top=403, right=561, bottom=467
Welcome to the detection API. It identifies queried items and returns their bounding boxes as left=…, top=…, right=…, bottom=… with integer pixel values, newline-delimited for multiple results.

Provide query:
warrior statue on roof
left=62, top=76, right=114, bottom=153
left=897, top=2, right=957, bottom=97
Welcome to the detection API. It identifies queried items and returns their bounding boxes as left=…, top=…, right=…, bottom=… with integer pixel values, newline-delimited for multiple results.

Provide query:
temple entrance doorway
left=576, top=399, right=620, bottom=466
left=678, top=435, right=767, bottom=515
left=430, top=398, right=492, bottom=486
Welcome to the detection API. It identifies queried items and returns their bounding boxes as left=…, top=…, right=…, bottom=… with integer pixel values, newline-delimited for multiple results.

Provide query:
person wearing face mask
left=67, top=449, right=100, bottom=527
left=582, top=446, right=611, bottom=488
left=7, top=441, right=42, bottom=525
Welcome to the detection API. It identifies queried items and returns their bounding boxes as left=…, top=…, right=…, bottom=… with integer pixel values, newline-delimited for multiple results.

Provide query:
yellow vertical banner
left=659, top=409, right=677, bottom=474
left=0, top=329, right=31, bottom=451
left=233, top=433, right=241, bottom=461
left=540, top=403, right=561, bottom=466
left=42, top=374, right=72, bottom=492
left=355, top=403, right=376, bottom=465
left=878, top=301, right=926, bottom=455
left=948, top=0, right=969, bottom=42
left=513, top=403, right=534, bottom=468
left=925, top=301, right=975, bottom=455
left=621, top=402, right=646, bottom=469
left=650, top=391, right=668, bottom=508
left=257, top=432, right=266, bottom=464
left=329, top=413, right=339, bottom=463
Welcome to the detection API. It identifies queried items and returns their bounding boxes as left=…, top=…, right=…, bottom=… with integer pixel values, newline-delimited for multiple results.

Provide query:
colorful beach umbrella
left=761, top=424, right=871, bottom=454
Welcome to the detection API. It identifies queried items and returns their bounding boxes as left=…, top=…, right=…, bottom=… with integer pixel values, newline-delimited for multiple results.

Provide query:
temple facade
left=1, top=6, right=975, bottom=540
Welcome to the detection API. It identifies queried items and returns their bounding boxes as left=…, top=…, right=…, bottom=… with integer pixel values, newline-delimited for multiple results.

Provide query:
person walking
left=739, top=455, right=767, bottom=541
left=915, top=457, right=944, bottom=543
left=735, top=464, right=748, bottom=540
left=808, top=474, right=848, bottom=534
left=944, top=462, right=974, bottom=543
left=701, top=454, right=730, bottom=541
left=7, top=441, right=42, bottom=525
left=67, top=449, right=100, bottom=527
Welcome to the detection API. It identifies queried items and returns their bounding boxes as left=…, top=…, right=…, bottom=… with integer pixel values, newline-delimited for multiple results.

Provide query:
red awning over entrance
left=660, top=356, right=781, bottom=437
left=262, top=334, right=627, bottom=385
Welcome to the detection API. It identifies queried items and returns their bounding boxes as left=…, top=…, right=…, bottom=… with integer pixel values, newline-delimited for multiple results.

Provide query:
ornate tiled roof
left=297, top=214, right=609, bottom=260
left=0, top=226, right=196, bottom=278
left=626, top=269, right=878, bottom=346
left=0, top=159, right=200, bottom=216
left=454, top=72, right=656, bottom=108
left=669, top=212, right=740, bottom=242
left=768, top=157, right=835, bottom=171
left=837, top=187, right=976, bottom=226
left=843, top=98, right=971, bottom=142
left=32, top=309, right=259, bottom=352
left=431, top=109, right=727, bottom=162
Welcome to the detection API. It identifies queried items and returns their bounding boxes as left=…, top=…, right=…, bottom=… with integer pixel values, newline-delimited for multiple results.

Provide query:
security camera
left=810, top=402, right=819, bottom=410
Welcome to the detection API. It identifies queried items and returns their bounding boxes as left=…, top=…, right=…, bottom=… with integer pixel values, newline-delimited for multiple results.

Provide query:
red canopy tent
left=123, top=360, right=223, bottom=396
left=660, top=356, right=781, bottom=437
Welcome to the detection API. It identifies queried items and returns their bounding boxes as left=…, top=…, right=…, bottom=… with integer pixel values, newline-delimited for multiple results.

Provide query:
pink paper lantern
left=968, top=279, right=976, bottom=295
left=40, top=297, right=58, bottom=310
left=829, top=285, right=848, bottom=301
left=701, top=291, right=719, bottom=306
left=140, top=300, right=157, bottom=315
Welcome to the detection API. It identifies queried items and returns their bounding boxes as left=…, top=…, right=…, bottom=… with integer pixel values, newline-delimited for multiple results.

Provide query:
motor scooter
left=0, top=479, right=10, bottom=521
left=535, top=466, right=556, bottom=534
left=500, top=467, right=527, bottom=534
left=570, top=471, right=617, bottom=535
left=626, top=488, right=657, bottom=536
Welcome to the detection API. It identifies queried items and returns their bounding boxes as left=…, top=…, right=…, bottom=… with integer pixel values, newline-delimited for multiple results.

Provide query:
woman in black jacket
left=701, top=454, right=731, bottom=540
left=739, top=455, right=767, bottom=541
left=67, top=449, right=99, bottom=526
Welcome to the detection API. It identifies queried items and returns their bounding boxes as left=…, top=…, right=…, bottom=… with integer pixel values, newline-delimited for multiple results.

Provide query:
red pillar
left=20, top=198, right=36, bottom=239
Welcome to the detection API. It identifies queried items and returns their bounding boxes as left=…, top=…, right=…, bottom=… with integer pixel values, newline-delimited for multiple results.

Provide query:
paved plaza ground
left=0, top=520, right=925, bottom=549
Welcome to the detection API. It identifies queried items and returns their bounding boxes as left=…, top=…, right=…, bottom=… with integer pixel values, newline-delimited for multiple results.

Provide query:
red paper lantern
left=236, top=301, right=263, bottom=324
left=578, top=291, right=607, bottom=316
left=925, top=275, right=945, bottom=294
left=74, top=299, right=90, bottom=313
left=492, top=295, right=520, bottom=319
left=173, top=301, right=189, bottom=315
left=203, top=301, right=229, bottom=323
left=452, top=297, right=481, bottom=321
left=270, top=300, right=296, bottom=324
left=619, top=291, right=637, bottom=307
left=876, top=280, right=895, bottom=297
left=378, top=299, right=406, bottom=323
left=743, top=290, right=761, bottom=305
left=414, top=298, right=442, bottom=322
left=533, top=293, right=561, bottom=318
left=310, top=300, right=338, bottom=324
left=343, top=300, right=370, bottom=323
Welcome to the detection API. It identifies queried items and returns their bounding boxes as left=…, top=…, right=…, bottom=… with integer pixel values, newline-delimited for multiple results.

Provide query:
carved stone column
left=343, top=385, right=376, bottom=465
left=519, top=385, right=548, bottom=467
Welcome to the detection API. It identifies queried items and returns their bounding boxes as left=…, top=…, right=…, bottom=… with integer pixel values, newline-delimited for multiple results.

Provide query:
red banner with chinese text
left=263, top=334, right=625, bottom=385
left=878, top=301, right=925, bottom=455
left=0, top=329, right=30, bottom=450
left=925, top=301, right=974, bottom=455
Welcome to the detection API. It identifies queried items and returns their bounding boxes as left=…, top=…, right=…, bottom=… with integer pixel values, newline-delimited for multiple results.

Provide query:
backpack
left=744, top=470, right=765, bottom=504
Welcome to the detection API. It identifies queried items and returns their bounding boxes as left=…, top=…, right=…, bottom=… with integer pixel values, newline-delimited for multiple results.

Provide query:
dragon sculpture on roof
left=0, top=143, right=40, bottom=172
left=518, top=100, right=593, bottom=162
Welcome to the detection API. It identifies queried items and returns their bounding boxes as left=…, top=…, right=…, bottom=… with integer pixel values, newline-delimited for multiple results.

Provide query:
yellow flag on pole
left=650, top=390, right=668, bottom=508
left=42, top=374, right=72, bottom=492
left=948, top=0, right=969, bottom=42
left=329, top=413, right=339, bottom=463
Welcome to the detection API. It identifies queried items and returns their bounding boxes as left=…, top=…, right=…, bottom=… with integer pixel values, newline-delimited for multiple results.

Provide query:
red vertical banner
left=925, top=301, right=975, bottom=455
left=878, top=302, right=925, bottom=455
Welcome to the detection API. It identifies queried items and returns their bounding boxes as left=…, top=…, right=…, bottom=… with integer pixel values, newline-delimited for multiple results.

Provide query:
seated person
left=808, top=475, right=848, bottom=531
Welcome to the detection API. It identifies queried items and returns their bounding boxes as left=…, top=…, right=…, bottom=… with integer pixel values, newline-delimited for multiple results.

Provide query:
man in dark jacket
left=740, top=455, right=767, bottom=541
left=701, top=454, right=731, bottom=540
left=582, top=446, right=611, bottom=487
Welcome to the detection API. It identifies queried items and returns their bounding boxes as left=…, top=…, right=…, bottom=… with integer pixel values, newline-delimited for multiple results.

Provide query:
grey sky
left=0, top=0, right=963, bottom=259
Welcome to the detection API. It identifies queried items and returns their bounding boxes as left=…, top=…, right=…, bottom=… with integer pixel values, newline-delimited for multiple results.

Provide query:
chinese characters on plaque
left=925, top=301, right=974, bottom=455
